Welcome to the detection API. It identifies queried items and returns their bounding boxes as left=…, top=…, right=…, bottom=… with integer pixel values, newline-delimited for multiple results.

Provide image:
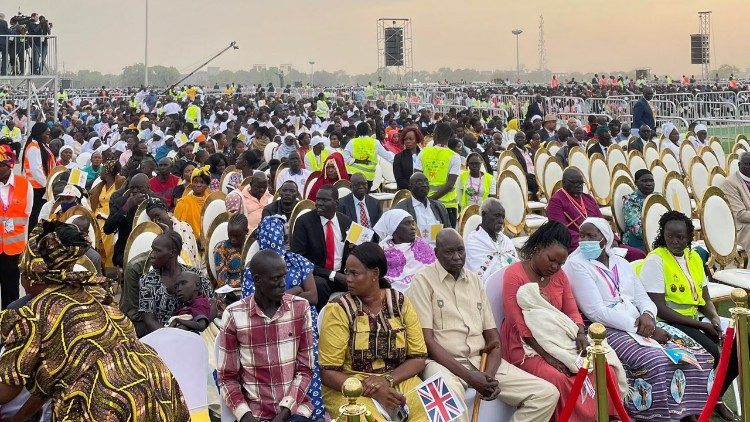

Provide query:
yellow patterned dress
left=0, top=284, right=190, bottom=421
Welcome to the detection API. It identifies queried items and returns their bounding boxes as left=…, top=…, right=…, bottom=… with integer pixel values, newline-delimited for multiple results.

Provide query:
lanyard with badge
left=595, top=265, right=621, bottom=301
left=2, top=184, right=14, bottom=233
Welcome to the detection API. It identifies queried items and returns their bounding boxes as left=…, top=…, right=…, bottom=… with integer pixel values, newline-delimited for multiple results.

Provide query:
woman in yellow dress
left=89, top=159, right=125, bottom=268
left=174, top=165, right=211, bottom=243
left=319, top=242, right=428, bottom=422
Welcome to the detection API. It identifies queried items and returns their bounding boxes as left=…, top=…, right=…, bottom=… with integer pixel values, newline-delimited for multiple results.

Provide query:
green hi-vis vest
left=129, top=99, right=138, bottom=109
left=459, top=170, right=493, bottom=208
left=420, top=146, right=457, bottom=209
left=185, top=105, right=200, bottom=127
left=315, top=99, right=329, bottom=118
left=346, top=137, right=377, bottom=181
left=305, top=149, right=329, bottom=172
left=634, top=247, right=705, bottom=317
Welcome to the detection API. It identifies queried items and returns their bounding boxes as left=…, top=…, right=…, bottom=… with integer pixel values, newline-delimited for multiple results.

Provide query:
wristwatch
left=383, top=374, right=395, bottom=388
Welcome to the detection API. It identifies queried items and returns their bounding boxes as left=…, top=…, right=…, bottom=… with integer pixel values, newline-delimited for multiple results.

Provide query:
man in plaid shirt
left=218, top=249, right=316, bottom=422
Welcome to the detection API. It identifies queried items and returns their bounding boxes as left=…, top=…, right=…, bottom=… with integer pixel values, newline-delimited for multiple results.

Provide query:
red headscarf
left=307, top=152, right=348, bottom=200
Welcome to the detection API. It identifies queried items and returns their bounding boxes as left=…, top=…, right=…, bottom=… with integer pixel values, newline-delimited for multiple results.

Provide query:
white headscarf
left=570, top=217, right=615, bottom=260
left=661, top=123, right=680, bottom=143
left=373, top=209, right=411, bottom=244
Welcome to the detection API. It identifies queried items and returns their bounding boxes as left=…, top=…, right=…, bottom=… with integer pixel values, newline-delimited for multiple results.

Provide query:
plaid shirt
left=217, top=294, right=314, bottom=421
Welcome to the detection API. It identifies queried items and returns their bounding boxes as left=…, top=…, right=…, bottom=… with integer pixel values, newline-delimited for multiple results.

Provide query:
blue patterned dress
left=242, top=216, right=326, bottom=421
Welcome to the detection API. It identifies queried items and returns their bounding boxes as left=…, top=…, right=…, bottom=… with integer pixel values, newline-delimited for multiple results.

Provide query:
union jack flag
left=417, top=374, right=464, bottom=422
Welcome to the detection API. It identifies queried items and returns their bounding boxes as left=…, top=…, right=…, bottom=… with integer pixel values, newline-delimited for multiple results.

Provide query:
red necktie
left=359, top=202, right=369, bottom=228
left=325, top=220, right=335, bottom=271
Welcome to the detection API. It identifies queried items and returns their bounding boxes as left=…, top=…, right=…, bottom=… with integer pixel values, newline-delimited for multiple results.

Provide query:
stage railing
left=0, top=34, right=57, bottom=77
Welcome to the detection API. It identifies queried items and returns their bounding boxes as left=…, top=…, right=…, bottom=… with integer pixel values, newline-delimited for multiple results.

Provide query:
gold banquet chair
left=60, top=205, right=106, bottom=265
left=663, top=172, right=700, bottom=230
left=200, top=191, right=227, bottom=245
left=641, top=194, right=671, bottom=254
left=627, top=150, right=648, bottom=177
left=458, top=204, right=481, bottom=238
left=288, top=199, right=316, bottom=246
left=610, top=175, right=635, bottom=237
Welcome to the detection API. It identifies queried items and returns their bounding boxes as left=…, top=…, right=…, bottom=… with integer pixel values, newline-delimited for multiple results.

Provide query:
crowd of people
left=0, top=79, right=747, bottom=422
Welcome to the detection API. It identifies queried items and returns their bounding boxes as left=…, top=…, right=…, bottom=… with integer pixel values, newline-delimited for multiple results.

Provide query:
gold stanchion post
left=337, top=377, right=372, bottom=422
left=588, top=322, right=609, bottom=422
left=730, top=288, right=750, bottom=417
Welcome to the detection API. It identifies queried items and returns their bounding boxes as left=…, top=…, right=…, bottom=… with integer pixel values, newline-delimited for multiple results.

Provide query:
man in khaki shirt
left=406, top=229, right=557, bottom=422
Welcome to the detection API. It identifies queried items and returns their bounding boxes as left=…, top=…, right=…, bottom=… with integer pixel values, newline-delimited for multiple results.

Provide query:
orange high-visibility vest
left=0, top=174, right=30, bottom=255
left=22, top=140, right=55, bottom=189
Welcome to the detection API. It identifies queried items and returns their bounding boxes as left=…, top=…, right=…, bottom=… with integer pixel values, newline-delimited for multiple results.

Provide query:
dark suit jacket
left=393, top=147, right=420, bottom=190
left=338, top=193, right=381, bottom=229
left=0, top=20, right=8, bottom=37
left=291, top=211, right=352, bottom=279
left=511, top=147, right=529, bottom=174
left=524, top=102, right=545, bottom=123
left=538, top=128, right=557, bottom=143
left=632, top=98, right=655, bottom=131
left=102, top=184, right=137, bottom=268
left=587, top=142, right=606, bottom=158
left=393, top=197, right=451, bottom=229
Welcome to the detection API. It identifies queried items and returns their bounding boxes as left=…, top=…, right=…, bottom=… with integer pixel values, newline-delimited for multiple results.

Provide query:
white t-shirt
left=413, top=148, right=461, bottom=175
left=640, top=252, right=700, bottom=295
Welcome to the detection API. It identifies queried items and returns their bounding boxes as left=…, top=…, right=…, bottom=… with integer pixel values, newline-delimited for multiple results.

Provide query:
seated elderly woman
left=241, top=215, right=325, bottom=421
left=637, top=211, right=737, bottom=421
left=372, top=209, right=436, bottom=292
left=465, top=198, right=519, bottom=280
left=547, top=167, right=645, bottom=262
left=319, top=242, right=429, bottom=421
left=501, top=221, right=623, bottom=421
left=564, top=217, right=712, bottom=422
left=307, top=152, right=348, bottom=201
left=0, top=221, right=189, bottom=420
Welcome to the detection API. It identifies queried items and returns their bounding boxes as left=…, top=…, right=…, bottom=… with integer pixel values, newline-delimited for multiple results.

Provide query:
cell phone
left=389, top=404, right=409, bottom=422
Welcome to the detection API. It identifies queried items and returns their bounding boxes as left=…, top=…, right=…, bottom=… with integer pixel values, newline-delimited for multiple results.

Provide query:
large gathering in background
left=1, top=56, right=750, bottom=422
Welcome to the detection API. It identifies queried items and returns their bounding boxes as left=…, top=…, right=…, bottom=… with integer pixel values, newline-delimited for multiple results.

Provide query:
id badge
left=3, top=218, right=13, bottom=233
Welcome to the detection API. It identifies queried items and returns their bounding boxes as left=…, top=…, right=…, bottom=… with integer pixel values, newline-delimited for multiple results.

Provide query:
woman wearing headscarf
left=240, top=216, right=325, bottom=421
left=307, top=152, right=348, bottom=201
left=174, top=164, right=212, bottom=241
left=21, top=122, right=56, bottom=231
left=372, top=209, right=436, bottom=292
left=660, top=122, right=681, bottom=157
left=56, top=145, right=76, bottom=169
left=622, top=169, right=655, bottom=251
left=505, top=118, right=521, bottom=133
left=145, top=197, right=202, bottom=269
left=0, top=221, right=190, bottom=420
left=90, top=159, right=125, bottom=268
left=564, top=217, right=712, bottom=421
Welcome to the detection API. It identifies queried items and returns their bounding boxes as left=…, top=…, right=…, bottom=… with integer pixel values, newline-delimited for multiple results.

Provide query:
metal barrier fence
left=679, top=100, right=739, bottom=120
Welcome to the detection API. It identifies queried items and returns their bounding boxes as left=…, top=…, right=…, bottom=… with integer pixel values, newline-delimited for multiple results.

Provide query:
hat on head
left=634, top=169, right=652, bottom=182
left=0, top=144, right=16, bottom=167
left=695, top=124, right=708, bottom=133
left=543, top=113, right=557, bottom=123
left=530, top=115, right=542, bottom=123
left=60, top=184, right=82, bottom=199
left=310, top=135, right=325, bottom=147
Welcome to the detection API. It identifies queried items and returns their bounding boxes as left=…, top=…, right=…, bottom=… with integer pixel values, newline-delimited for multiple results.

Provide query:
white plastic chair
left=142, top=328, right=210, bottom=419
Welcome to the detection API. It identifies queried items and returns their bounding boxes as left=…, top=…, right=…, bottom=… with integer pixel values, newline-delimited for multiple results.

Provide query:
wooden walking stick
left=471, top=352, right=489, bottom=422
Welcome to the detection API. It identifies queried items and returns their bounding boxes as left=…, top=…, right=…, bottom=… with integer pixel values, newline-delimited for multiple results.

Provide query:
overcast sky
left=11, top=0, right=750, bottom=76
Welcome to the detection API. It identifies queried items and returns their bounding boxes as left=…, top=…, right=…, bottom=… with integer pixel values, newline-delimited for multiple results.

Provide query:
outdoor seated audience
left=102, top=172, right=150, bottom=268
left=565, top=217, right=712, bottom=421
left=408, top=228, right=559, bottom=422
left=547, top=167, right=645, bottom=262
left=458, top=152, right=495, bottom=208
left=145, top=196, right=201, bottom=268
left=337, top=173, right=381, bottom=230
left=319, top=242, right=428, bottom=421
left=636, top=211, right=737, bottom=421
left=392, top=126, right=422, bottom=190
left=277, top=151, right=312, bottom=197
left=393, top=172, right=451, bottom=236
left=307, top=152, right=348, bottom=201
left=621, top=169, right=655, bottom=251
left=174, top=165, right=212, bottom=240
left=226, top=171, right=271, bottom=232
left=465, top=198, right=519, bottom=280
left=372, top=209, right=436, bottom=292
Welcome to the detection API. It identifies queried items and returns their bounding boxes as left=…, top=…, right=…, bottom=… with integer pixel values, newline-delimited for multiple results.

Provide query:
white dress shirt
left=0, top=174, right=34, bottom=217
left=411, top=197, right=441, bottom=240
left=564, top=252, right=657, bottom=333
left=352, top=195, right=372, bottom=228
left=320, top=215, right=344, bottom=273
left=276, top=168, right=311, bottom=197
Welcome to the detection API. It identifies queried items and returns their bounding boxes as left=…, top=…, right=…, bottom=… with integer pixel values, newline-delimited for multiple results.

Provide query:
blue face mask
left=579, top=240, right=604, bottom=260
left=60, top=201, right=76, bottom=212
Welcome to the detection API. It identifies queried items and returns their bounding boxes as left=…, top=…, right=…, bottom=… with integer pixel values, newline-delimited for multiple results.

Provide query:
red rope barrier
left=698, top=326, right=736, bottom=422
left=605, top=365, right=631, bottom=422
left=558, top=364, right=590, bottom=422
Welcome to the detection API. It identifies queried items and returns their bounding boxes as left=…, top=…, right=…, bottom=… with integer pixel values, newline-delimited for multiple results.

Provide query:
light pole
left=512, top=29, right=523, bottom=83
left=144, top=0, right=149, bottom=87
left=309, top=61, right=315, bottom=87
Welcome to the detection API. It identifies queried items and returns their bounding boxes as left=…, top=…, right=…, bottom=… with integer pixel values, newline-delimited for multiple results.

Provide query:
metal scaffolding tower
left=698, top=11, right=711, bottom=83
left=538, top=15, right=547, bottom=71
left=377, top=18, right=413, bottom=86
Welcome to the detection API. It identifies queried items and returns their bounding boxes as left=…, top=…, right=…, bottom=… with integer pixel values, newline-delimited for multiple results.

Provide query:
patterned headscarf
left=103, top=158, right=118, bottom=175
left=0, top=144, right=16, bottom=168
left=22, top=220, right=103, bottom=287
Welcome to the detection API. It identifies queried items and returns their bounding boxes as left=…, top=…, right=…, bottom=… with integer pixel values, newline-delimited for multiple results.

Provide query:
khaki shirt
left=406, top=262, right=495, bottom=360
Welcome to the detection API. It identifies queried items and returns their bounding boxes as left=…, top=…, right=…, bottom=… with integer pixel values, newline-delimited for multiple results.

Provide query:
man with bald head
left=226, top=170, right=271, bottom=232
left=721, top=152, right=750, bottom=256
left=407, top=229, right=558, bottom=421
left=394, top=172, right=451, bottom=235
left=104, top=172, right=152, bottom=267
left=337, top=173, right=381, bottom=229
left=276, top=151, right=311, bottom=197
left=465, top=198, right=519, bottom=280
